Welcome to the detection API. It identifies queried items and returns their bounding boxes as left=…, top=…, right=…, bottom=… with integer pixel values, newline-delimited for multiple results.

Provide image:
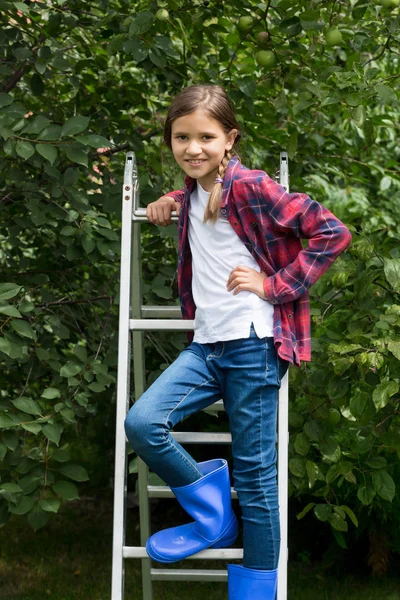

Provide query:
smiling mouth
left=186, top=160, right=206, bottom=163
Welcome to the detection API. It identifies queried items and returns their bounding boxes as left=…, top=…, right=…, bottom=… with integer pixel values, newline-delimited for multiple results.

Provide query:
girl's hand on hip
left=226, top=266, right=267, bottom=299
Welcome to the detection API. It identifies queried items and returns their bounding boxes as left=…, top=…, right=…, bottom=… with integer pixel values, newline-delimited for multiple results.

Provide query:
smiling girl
left=124, top=84, right=352, bottom=599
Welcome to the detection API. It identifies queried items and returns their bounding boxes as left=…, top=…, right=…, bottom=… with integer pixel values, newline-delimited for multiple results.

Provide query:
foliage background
left=0, top=0, right=399, bottom=574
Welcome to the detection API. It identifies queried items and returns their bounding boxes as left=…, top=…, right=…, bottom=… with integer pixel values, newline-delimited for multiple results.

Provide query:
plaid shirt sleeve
left=248, top=175, right=353, bottom=305
left=159, top=190, right=184, bottom=203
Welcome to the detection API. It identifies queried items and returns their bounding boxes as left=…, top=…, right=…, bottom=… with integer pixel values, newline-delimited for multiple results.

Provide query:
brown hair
left=163, top=84, right=242, bottom=224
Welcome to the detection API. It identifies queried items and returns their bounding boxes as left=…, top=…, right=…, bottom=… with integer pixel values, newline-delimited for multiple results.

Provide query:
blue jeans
left=124, top=322, right=289, bottom=570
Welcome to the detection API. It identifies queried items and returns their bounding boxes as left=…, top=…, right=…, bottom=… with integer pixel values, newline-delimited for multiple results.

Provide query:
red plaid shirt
left=160, top=156, right=352, bottom=367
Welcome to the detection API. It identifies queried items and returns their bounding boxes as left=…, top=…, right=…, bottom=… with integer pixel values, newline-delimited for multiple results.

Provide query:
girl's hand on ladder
left=147, top=197, right=181, bottom=226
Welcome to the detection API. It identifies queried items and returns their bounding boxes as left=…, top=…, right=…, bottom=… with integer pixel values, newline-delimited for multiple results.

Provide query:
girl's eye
left=176, top=136, right=213, bottom=140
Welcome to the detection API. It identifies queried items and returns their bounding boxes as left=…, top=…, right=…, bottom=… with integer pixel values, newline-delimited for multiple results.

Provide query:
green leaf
left=340, top=505, right=358, bottom=527
left=326, top=461, right=353, bottom=484
left=61, top=116, right=90, bottom=137
left=129, top=11, right=154, bottom=35
left=18, top=473, right=41, bottom=494
left=303, top=420, right=323, bottom=441
left=16, top=140, right=35, bottom=160
left=41, top=387, right=61, bottom=400
left=296, top=502, right=316, bottom=520
left=366, top=456, right=387, bottom=469
left=0, top=413, right=17, bottom=428
left=52, top=480, right=79, bottom=500
left=0, top=337, right=12, bottom=357
left=35, top=143, right=58, bottom=165
left=330, top=512, right=348, bottom=532
left=23, top=115, right=51, bottom=134
left=39, top=498, right=61, bottom=513
left=294, top=432, right=310, bottom=456
left=372, top=470, right=395, bottom=502
left=332, top=528, right=348, bottom=549
left=314, top=504, right=332, bottom=522
left=352, top=105, right=365, bottom=127
left=10, top=319, right=35, bottom=339
left=42, top=423, right=63, bottom=445
left=363, top=119, right=376, bottom=146
left=13, top=2, right=30, bottom=14
left=12, top=397, right=41, bottom=415
left=75, top=134, right=111, bottom=148
left=21, top=422, right=42, bottom=434
left=372, top=380, right=399, bottom=411
left=9, top=495, right=35, bottom=515
left=57, top=463, right=89, bottom=481
left=65, top=142, right=88, bottom=167
left=0, top=283, right=22, bottom=302
left=0, top=93, right=13, bottom=108
left=289, top=457, right=306, bottom=477
left=38, top=125, right=62, bottom=141
left=2, top=430, right=18, bottom=451
left=0, top=483, right=22, bottom=493
left=380, top=175, right=392, bottom=191
left=0, top=443, right=7, bottom=460
left=306, top=460, right=319, bottom=488
left=52, top=446, right=71, bottom=463
left=349, top=391, right=368, bottom=419
left=387, top=340, right=400, bottom=360
left=0, top=304, right=22, bottom=317
left=152, top=286, right=172, bottom=299
left=27, top=505, right=50, bottom=530
left=319, top=437, right=341, bottom=463
left=384, top=258, right=400, bottom=293
left=376, top=84, right=398, bottom=106
left=60, top=362, right=82, bottom=378
left=237, top=77, right=257, bottom=99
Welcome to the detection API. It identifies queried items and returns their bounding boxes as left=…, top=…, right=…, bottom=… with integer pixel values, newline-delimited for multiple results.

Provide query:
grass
left=1, top=491, right=400, bottom=600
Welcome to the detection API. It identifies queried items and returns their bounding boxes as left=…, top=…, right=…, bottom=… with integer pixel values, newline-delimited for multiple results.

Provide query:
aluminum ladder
left=111, top=151, right=290, bottom=599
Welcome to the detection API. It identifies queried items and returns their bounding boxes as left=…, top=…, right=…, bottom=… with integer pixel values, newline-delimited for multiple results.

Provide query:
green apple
left=256, top=50, right=277, bottom=68
left=325, top=28, right=343, bottom=46
left=155, top=8, right=169, bottom=21
left=328, top=408, right=341, bottom=426
left=256, top=31, right=269, bottom=47
left=238, top=16, right=253, bottom=32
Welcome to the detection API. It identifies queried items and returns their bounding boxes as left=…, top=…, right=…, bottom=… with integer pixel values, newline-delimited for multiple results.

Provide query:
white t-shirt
left=188, top=181, right=274, bottom=344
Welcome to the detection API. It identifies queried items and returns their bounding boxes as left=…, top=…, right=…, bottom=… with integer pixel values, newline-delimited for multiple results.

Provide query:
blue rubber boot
left=146, top=458, right=238, bottom=563
left=228, top=564, right=278, bottom=600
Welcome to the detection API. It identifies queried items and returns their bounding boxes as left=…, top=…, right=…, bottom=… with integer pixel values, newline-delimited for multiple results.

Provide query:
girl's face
left=171, top=108, right=238, bottom=192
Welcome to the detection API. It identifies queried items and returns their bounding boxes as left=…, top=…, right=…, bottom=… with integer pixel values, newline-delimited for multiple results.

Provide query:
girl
left=124, top=84, right=352, bottom=599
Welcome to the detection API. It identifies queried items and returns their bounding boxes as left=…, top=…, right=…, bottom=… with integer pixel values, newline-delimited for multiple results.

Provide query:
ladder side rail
left=132, top=220, right=154, bottom=600
left=111, top=153, right=136, bottom=600
left=277, top=151, right=290, bottom=600
left=128, top=150, right=154, bottom=599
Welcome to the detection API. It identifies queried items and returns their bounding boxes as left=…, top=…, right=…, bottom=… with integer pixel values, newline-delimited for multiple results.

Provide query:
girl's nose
left=186, top=141, right=202, bottom=153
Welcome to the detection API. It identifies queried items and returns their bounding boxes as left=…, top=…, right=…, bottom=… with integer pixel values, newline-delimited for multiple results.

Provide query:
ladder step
left=123, top=546, right=243, bottom=560
left=130, top=319, right=194, bottom=331
left=133, top=208, right=178, bottom=222
left=141, top=305, right=182, bottom=319
left=151, top=568, right=228, bottom=582
left=172, top=432, right=232, bottom=443
left=147, top=485, right=238, bottom=500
